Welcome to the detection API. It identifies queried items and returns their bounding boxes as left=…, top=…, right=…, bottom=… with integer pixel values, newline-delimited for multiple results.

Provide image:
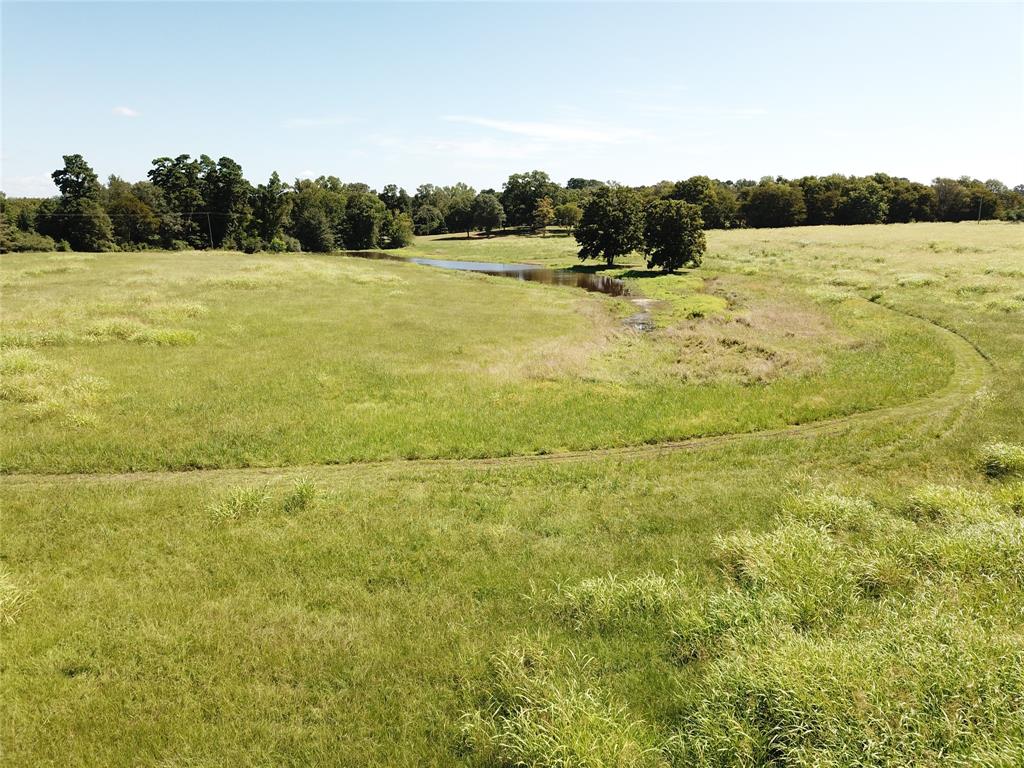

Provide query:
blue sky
left=2, top=2, right=1022, bottom=196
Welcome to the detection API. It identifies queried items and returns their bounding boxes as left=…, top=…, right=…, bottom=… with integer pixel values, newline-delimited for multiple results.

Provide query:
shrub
left=209, top=485, right=271, bottom=520
left=903, top=484, right=1001, bottom=524
left=282, top=477, right=318, bottom=514
left=552, top=573, right=684, bottom=632
left=980, top=443, right=1024, bottom=478
left=461, top=641, right=669, bottom=768
left=0, top=567, right=28, bottom=626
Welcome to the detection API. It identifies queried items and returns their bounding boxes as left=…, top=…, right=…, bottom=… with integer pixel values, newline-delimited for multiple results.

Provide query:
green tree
left=740, top=181, right=807, bottom=228
left=39, top=155, right=114, bottom=251
left=500, top=171, right=559, bottom=227
left=670, top=176, right=738, bottom=229
left=200, top=156, right=252, bottom=247
left=343, top=192, right=387, bottom=249
left=413, top=204, right=445, bottom=235
left=288, top=179, right=340, bottom=252
left=52, top=154, right=103, bottom=200
left=445, top=184, right=477, bottom=236
left=381, top=210, right=414, bottom=248
left=885, top=178, right=937, bottom=223
left=472, top=193, right=505, bottom=235
left=642, top=199, right=706, bottom=272
left=575, top=186, right=643, bottom=265
left=379, top=184, right=412, bottom=215
left=532, top=196, right=555, bottom=234
left=554, top=202, right=582, bottom=231
left=251, top=172, right=292, bottom=243
left=797, top=175, right=844, bottom=225
left=412, top=184, right=451, bottom=230
left=835, top=177, right=888, bottom=225
left=106, top=175, right=160, bottom=247
left=148, top=155, right=206, bottom=246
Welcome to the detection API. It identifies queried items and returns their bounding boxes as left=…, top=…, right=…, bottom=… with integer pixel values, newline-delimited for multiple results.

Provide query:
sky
left=2, top=1, right=1022, bottom=197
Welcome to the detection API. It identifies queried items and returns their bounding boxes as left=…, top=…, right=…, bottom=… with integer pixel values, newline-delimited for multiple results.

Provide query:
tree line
left=1, top=153, right=1021, bottom=254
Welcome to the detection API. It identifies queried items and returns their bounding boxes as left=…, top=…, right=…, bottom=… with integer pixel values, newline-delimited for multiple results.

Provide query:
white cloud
left=112, top=106, right=140, bottom=117
left=285, top=116, right=352, bottom=128
left=442, top=115, right=646, bottom=144
left=0, top=173, right=55, bottom=196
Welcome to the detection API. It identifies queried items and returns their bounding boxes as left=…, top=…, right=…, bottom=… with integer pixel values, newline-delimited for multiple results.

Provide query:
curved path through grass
left=1, top=299, right=990, bottom=485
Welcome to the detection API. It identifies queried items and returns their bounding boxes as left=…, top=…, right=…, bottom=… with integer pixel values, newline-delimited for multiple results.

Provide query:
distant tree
left=642, top=199, right=705, bottom=272
left=381, top=210, right=414, bottom=248
left=251, top=172, right=292, bottom=243
left=669, top=176, right=738, bottom=229
left=554, top=202, right=582, bottom=231
left=1, top=193, right=56, bottom=252
left=412, top=184, right=451, bottom=228
left=797, top=175, right=843, bottom=225
left=413, top=204, right=445, bottom=235
left=379, top=184, right=412, bottom=215
left=566, top=178, right=606, bottom=191
left=740, top=181, right=807, bottom=228
left=199, top=156, right=252, bottom=247
left=148, top=155, right=208, bottom=246
left=885, top=179, right=936, bottom=223
left=575, top=186, right=643, bottom=265
left=106, top=175, right=160, bottom=247
left=52, top=154, right=103, bottom=200
left=931, top=177, right=999, bottom=221
left=38, top=155, right=114, bottom=251
left=533, top=196, right=555, bottom=234
left=834, top=177, right=887, bottom=225
left=288, top=179, right=340, bottom=252
left=445, top=185, right=477, bottom=236
left=343, top=192, right=387, bottom=249
left=472, top=193, right=505, bottom=235
left=500, top=170, right=560, bottom=227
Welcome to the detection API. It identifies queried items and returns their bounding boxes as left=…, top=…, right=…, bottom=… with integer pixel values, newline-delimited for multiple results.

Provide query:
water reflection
left=345, top=252, right=653, bottom=330
left=408, top=258, right=630, bottom=297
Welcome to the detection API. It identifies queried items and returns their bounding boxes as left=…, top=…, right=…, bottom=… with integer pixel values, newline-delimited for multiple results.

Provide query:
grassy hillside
left=2, top=222, right=1022, bottom=766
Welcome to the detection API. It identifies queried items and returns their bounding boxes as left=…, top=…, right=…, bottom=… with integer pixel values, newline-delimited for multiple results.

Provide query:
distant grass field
left=2, top=222, right=1023, bottom=766
left=0, top=241, right=953, bottom=473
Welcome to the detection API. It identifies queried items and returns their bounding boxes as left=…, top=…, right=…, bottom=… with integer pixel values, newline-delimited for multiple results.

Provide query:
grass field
left=2, top=222, right=1023, bottom=766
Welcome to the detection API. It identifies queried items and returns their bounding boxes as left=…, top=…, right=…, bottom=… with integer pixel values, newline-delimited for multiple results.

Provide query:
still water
left=347, top=252, right=654, bottom=330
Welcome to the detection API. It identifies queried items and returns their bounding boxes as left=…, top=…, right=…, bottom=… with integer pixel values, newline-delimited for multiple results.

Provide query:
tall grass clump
left=516, top=483, right=1024, bottom=766
left=551, top=573, right=685, bottom=632
left=208, top=484, right=272, bottom=521
left=980, top=442, right=1024, bottom=478
left=282, top=476, right=319, bottom=514
left=85, top=318, right=197, bottom=346
left=0, top=567, right=28, bottom=627
left=0, top=348, right=105, bottom=424
left=460, top=640, right=669, bottom=768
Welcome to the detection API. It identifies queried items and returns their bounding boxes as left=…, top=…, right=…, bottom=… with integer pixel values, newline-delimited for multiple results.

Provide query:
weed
left=209, top=485, right=272, bottom=520
left=980, top=443, right=1024, bottom=478
left=282, top=477, right=318, bottom=514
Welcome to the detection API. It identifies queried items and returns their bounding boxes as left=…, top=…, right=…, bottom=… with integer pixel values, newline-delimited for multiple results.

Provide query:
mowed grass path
left=2, top=247, right=949, bottom=473
left=2, top=223, right=1022, bottom=766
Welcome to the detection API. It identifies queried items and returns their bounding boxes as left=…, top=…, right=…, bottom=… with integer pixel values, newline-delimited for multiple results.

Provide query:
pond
left=347, top=252, right=655, bottom=330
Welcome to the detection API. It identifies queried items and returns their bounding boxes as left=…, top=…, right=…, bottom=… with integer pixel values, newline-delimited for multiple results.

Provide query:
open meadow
left=2, top=222, right=1023, bottom=765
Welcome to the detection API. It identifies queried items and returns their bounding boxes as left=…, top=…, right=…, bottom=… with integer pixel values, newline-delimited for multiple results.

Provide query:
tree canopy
left=3, top=154, right=1021, bottom=254
left=642, top=199, right=706, bottom=272
left=575, top=186, right=644, bottom=266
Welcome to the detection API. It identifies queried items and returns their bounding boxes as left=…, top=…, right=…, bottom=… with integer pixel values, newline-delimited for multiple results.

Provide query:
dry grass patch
left=0, top=348, right=106, bottom=424
left=0, top=566, right=29, bottom=627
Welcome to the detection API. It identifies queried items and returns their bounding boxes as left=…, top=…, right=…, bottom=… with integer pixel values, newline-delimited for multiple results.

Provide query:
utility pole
left=206, top=212, right=214, bottom=248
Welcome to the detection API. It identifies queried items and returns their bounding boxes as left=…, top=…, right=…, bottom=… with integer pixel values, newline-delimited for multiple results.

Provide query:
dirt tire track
left=0, top=302, right=991, bottom=486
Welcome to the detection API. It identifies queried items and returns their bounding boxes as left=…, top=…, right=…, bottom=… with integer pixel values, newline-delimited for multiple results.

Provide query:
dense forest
left=1, top=153, right=1021, bottom=253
